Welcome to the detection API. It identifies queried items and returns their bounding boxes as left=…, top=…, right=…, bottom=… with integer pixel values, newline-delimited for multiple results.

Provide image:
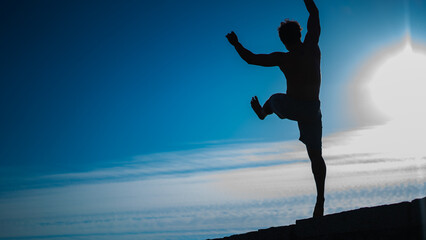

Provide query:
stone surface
left=207, top=196, right=426, bottom=240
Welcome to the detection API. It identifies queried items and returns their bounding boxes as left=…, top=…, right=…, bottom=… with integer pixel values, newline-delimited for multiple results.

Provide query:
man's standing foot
left=251, top=96, right=266, bottom=120
left=313, top=197, right=324, bottom=218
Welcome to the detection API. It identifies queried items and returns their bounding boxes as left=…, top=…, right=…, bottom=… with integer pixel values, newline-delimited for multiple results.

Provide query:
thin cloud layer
left=1, top=124, right=425, bottom=239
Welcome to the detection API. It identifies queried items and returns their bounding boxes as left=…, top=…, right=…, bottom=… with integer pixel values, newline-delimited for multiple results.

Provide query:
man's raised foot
left=251, top=96, right=267, bottom=120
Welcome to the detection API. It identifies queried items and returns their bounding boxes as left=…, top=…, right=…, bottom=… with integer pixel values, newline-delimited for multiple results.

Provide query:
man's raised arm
left=226, top=31, right=282, bottom=67
left=304, top=0, right=320, bottom=45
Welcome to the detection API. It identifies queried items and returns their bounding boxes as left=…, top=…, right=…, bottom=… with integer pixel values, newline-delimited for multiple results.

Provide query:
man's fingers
left=226, top=31, right=235, bottom=37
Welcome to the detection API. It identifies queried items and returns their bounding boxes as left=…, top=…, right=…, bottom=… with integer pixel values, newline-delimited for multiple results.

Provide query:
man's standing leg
left=307, top=148, right=326, bottom=217
left=298, top=104, right=325, bottom=218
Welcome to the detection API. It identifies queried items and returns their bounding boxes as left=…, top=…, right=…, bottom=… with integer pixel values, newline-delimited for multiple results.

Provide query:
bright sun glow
left=360, top=38, right=426, bottom=159
left=368, top=39, right=426, bottom=121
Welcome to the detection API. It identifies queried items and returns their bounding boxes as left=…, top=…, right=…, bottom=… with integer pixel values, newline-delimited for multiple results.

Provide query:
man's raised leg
left=307, top=148, right=326, bottom=218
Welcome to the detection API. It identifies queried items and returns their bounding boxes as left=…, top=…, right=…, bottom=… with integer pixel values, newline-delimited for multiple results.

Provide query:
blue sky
left=1, top=0, right=426, bottom=239
left=0, top=0, right=417, bottom=175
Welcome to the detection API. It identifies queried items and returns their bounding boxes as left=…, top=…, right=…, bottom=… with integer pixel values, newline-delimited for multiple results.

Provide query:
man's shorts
left=265, top=93, right=322, bottom=150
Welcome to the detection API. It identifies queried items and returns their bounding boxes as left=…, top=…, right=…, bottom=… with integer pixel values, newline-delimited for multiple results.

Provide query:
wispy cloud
left=1, top=182, right=424, bottom=240
left=34, top=121, right=426, bottom=194
left=37, top=140, right=307, bottom=184
left=1, top=121, right=426, bottom=239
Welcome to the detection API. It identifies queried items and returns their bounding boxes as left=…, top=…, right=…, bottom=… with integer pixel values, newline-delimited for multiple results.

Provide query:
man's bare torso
left=278, top=44, right=321, bottom=101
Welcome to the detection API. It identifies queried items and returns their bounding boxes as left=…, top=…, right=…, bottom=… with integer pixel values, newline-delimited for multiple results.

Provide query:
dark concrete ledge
left=207, top=196, right=426, bottom=240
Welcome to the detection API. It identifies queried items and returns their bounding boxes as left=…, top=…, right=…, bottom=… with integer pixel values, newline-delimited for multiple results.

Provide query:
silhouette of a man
left=226, top=0, right=326, bottom=217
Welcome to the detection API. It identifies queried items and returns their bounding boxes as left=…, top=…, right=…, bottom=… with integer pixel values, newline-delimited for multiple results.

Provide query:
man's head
left=278, top=19, right=302, bottom=49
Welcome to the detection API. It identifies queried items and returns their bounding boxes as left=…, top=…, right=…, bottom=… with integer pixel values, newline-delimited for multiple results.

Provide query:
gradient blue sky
left=1, top=0, right=426, bottom=239
left=1, top=0, right=422, bottom=185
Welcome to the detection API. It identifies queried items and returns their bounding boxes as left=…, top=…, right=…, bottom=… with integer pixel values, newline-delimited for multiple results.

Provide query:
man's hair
left=278, top=19, right=302, bottom=45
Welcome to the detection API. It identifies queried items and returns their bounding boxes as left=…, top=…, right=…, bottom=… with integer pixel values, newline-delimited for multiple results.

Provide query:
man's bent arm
left=234, top=42, right=281, bottom=67
left=304, top=0, right=320, bottom=45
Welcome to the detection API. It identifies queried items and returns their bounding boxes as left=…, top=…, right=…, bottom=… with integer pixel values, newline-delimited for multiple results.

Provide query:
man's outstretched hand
left=226, top=31, right=239, bottom=46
